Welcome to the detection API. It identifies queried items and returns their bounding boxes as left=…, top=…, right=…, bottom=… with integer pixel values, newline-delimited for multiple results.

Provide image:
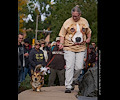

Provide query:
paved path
left=18, top=85, right=79, bottom=100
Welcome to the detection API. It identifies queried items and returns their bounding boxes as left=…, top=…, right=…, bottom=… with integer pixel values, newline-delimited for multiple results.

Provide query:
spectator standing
left=91, top=42, right=98, bottom=67
left=39, top=39, right=48, bottom=63
left=95, top=46, right=98, bottom=67
left=48, top=37, right=66, bottom=86
left=59, top=5, right=92, bottom=93
left=45, top=41, right=52, bottom=55
left=85, top=45, right=96, bottom=69
left=22, top=38, right=32, bottom=81
left=91, top=42, right=96, bottom=53
left=29, top=40, right=46, bottom=75
left=51, top=41, right=56, bottom=51
left=18, top=33, right=25, bottom=88
left=46, top=41, right=52, bottom=51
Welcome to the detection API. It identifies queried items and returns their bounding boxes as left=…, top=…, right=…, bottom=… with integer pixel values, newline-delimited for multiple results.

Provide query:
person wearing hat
left=84, top=45, right=96, bottom=69
left=47, top=37, right=66, bottom=86
left=39, top=39, right=48, bottom=63
left=29, top=40, right=46, bottom=75
left=22, top=38, right=32, bottom=81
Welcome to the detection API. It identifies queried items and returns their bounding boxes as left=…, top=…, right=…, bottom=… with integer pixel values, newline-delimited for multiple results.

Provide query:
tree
left=22, top=0, right=98, bottom=43
left=45, top=0, right=98, bottom=43
left=23, top=0, right=53, bottom=40
left=18, top=0, right=29, bottom=33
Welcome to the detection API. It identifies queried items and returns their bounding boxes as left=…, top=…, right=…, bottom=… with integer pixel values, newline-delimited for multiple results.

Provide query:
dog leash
left=63, top=41, right=86, bottom=47
left=85, top=43, right=90, bottom=69
left=46, top=41, right=89, bottom=68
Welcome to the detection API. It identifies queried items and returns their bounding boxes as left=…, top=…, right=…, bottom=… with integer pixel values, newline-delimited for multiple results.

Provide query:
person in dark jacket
left=18, top=33, right=25, bottom=88
left=87, top=45, right=96, bottom=68
left=22, top=38, right=32, bottom=80
left=48, top=37, right=66, bottom=86
left=29, top=40, right=46, bottom=75
left=84, top=45, right=96, bottom=71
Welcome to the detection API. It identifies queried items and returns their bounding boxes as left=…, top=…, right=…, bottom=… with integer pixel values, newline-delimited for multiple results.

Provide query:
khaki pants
left=64, top=50, right=85, bottom=89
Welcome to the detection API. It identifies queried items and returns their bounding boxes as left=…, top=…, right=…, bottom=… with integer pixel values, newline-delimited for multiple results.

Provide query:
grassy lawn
left=18, top=74, right=32, bottom=93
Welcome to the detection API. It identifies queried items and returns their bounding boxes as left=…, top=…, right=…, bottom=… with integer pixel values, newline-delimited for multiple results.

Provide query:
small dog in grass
left=30, top=64, right=49, bottom=92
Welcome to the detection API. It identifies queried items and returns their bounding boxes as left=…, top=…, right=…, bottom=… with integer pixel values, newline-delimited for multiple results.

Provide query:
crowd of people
left=18, top=33, right=66, bottom=88
left=18, top=33, right=98, bottom=88
left=18, top=5, right=98, bottom=93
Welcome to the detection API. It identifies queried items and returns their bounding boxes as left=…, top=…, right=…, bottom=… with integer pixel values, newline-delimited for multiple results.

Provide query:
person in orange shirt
left=59, top=5, right=92, bottom=93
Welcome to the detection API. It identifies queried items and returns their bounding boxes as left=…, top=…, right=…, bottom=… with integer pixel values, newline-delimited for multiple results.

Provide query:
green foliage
left=45, top=0, right=98, bottom=43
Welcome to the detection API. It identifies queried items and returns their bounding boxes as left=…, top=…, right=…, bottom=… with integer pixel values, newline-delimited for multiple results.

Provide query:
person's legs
left=48, top=68, right=56, bottom=86
left=18, top=69, right=20, bottom=88
left=22, top=67, right=26, bottom=81
left=71, top=51, right=85, bottom=90
left=28, top=68, right=31, bottom=77
left=18, top=67, right=23, bottom=88
left=73, top=51, right=85, bottom=82
left=24, top=67, right=28, bottom=77
left=64, top=51, right=75, bottom=91
left=57, top=69, right=65, bottom=86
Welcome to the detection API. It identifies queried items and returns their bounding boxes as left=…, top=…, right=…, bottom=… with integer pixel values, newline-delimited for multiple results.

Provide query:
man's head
left=71, top=5, right=81, bottom=22
left=91, top=42, right=96, bottom=48
left=56, top=37, right=60, bottom=46
left=88, top=45, right=94, bottom=53
left=24, top=38, right=30, bottom=47
left=40, top=39, right=46, bottom=47
left=18, top=33, right=24, bottom=45
left=35, top=40, right=40, bottom=49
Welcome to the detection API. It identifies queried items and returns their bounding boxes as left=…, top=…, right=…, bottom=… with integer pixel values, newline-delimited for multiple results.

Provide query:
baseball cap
left=24, top=38, right=30, bottom=43
left=56, top=37, right=60, bottom=41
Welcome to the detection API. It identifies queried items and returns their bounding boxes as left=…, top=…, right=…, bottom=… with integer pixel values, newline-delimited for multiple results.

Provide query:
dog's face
left=72, top=23, right=84, bottom=43
left=32, top=72, right=42, bottom=82
left=67, top=26, right=76, bottom=38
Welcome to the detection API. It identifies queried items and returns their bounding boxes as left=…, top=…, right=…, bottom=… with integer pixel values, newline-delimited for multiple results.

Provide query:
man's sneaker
left=65, top=88, right=71, bottom=93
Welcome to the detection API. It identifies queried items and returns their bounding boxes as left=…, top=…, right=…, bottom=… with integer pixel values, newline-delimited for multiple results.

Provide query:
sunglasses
left=35, top=44, right=40, bottom=46
left=19, top=38, right=23, bottom=39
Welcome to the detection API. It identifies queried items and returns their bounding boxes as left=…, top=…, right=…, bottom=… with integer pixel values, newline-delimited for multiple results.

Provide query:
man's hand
left=59, top=36, right=64, bottom=49
left=86, top=37, right=91, bottom=43
left=24, top=53, right=29, bottom=57
left=64, top=65, right=66, bottom=69
left=46, top=67, right=50, bottom=70
left=59, top=43, right=64, bottom=49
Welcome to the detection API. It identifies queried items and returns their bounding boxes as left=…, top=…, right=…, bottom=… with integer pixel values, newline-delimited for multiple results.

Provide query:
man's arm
left=29, top=50, right=36, bottom=67
left=59, top=36, right=64, bottom=49
left=86, top=32, right=91, bottom=43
